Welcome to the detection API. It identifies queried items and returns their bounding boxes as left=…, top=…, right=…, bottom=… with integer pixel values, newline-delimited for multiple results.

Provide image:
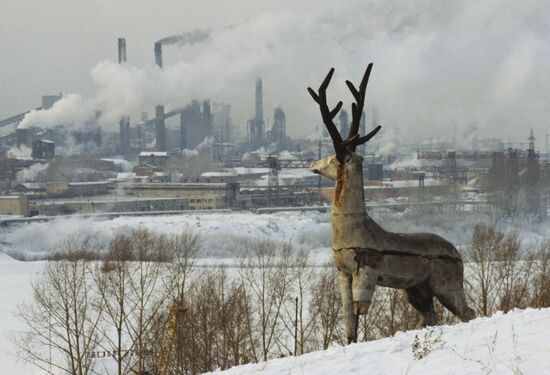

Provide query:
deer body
left=308, top=65, right=474, bottom=343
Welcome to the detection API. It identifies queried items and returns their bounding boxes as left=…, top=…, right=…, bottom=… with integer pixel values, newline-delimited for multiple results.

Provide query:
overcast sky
left=2, top=0, right=550, bottom=148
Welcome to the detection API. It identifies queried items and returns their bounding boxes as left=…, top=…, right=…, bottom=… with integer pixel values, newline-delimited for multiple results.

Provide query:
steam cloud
left=157, top=28, right=211, bottom=46
left=14, top=0, right=550, bottom=147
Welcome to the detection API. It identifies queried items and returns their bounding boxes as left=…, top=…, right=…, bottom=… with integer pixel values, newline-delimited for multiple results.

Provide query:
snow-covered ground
left=0, top=211, right=332, bottom=260
left=0, top=254, right=45, bottom=375
left=208, top=308, right=550, bottom=375
left=3, top=210, right=550, bottom=260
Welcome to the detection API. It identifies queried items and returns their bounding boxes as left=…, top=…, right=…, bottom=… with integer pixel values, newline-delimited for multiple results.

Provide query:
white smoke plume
left=17, top=94, right=96, bottom=130
left=16, top=162, right=48, bottom=183
left=13, top=0, right=550, bottom=146
left=181, top=136, right=214, bottom=157
left=157, top=28, right=211, bottom=46
left=388, top=154, right=422, bottom=170
left=7, top=145, right=32, bottom=159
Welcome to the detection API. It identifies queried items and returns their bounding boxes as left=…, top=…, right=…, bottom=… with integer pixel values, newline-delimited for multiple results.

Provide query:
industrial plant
left=0, top=37, right=549, bottom=222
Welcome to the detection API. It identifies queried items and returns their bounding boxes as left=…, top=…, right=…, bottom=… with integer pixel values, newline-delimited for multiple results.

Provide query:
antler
left=308, top=65, right=382, bottom=161
left=345, top=63, right=373, bottom=151
left=307, top=68, right=346, bottom=161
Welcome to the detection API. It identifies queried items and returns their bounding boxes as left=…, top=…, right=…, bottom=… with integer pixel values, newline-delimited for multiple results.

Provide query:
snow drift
left=207, top=308, right=550, bottom=375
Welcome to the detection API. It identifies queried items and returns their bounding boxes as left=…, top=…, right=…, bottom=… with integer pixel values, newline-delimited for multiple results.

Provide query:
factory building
left=117, top=182, right=239, bottom=209
left=179, top=100, right=212, bottom=149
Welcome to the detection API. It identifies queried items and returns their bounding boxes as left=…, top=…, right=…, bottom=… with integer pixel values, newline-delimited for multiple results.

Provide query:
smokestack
left=529, top=128, right=536, bottom=154
left=155, top=105, right=166, bottom=151
left=154, top=42, right=163, bottom=68
left=255, top=79, right=263, bottom=122
left=118, top=38, right=129, bottom=157
left=118, top=38, right=127, bottom=63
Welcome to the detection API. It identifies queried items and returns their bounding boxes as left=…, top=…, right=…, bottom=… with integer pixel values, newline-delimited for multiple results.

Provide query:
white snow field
left=0, top=254, right=45, bottom=375
left=3, top=210, right=550, bottom=260
left=208, top=308, right=550, bottom=375
left=0, top=211, right=332, bottom=260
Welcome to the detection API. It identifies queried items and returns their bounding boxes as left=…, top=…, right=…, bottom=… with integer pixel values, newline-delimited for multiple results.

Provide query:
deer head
left=309, top=64, right=381, bottom=181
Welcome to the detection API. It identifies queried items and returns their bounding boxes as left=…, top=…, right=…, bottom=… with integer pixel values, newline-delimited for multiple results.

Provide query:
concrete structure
left=0, top=195, right=28, bottom=216
left=308, top=66, right=474, bottom=344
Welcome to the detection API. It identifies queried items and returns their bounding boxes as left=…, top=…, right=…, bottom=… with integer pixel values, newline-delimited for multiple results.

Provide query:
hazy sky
left=2, top=0, right=550, bottom=148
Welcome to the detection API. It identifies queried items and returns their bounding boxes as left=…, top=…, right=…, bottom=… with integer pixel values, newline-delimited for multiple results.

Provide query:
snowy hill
left=207, top=308, right=550, bottom=375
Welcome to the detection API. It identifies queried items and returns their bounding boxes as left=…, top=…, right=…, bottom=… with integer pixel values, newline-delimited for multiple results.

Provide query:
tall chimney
left=118, top=38, right=127, bottom=63
left=118, top=38, right=130, bottom=157
left=154, top=42, right=163, bottom=68
left=155, top=105, right=166, bottom=151
left=255, top=79, right=263, bottom=123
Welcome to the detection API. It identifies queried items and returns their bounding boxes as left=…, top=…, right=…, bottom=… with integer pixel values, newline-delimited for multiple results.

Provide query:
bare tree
left=309, top=267, right=342, bottom=349
left=92, top=234, right=135, bottom=375
left=163, top=230, right=202, bottom=374
left=495, top=232, right=532, bottom=312
left=529, top=240, right=550, bottom=308
left=279, top=250, right=319, bottom=355
left=465, top=224, right=504, bottom=316
left=13, top=256, right=102, bottom=375
left=239, top=240, right=294, bottom=361
left=125, top=230, right=169, bottom=374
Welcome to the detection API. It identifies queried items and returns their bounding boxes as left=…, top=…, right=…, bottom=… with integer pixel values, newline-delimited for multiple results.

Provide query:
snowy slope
left=207, top=308, right=550, bottom=375
left=0, top=211, right=332, bottom=259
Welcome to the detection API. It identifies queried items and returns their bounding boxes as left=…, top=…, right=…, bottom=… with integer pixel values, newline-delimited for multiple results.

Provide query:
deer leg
left=337, top=270, right=357, bottom=344
left=406, top=284, right=437, bottom=327
left=431, top=260, right=476, bottom=322
left=351, top=266, right=376, bottom=316
left=435, top=288, right=475, bottom=322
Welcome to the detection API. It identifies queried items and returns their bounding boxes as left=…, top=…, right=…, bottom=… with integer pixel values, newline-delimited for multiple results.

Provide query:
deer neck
left=333, top=161, right=366, bottom=215
left=331, top=160, right=382, bottom=249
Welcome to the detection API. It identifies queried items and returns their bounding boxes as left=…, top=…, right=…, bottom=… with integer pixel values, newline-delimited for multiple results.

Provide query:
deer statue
left=308, top=64, right=475, bottom=344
